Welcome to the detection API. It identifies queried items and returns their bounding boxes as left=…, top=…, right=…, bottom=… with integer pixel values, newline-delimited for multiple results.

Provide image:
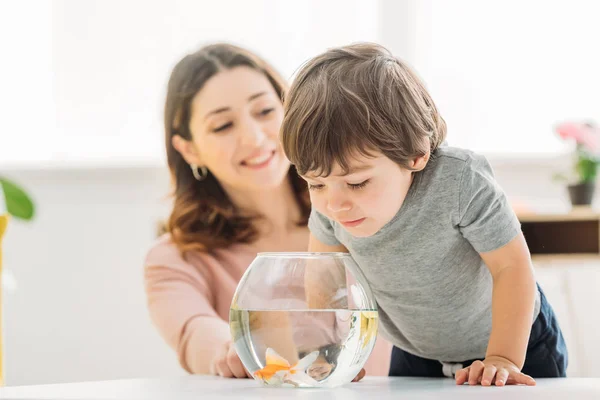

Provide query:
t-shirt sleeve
left=308, top=208, right=342, bottom=246
left=457, top=154, right=522, bottom=253
left=143, top=238, right=230, bottom=374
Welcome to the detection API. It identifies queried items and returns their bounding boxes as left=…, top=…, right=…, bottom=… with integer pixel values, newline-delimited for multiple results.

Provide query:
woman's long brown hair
left=164, top=43, right=310, bottom=255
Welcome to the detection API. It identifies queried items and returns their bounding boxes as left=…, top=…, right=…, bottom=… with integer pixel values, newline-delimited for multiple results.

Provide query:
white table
left=0, top=376, right=599, bottom=399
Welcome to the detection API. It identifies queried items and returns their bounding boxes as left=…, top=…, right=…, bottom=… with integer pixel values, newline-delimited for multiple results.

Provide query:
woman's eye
left=348, top=180, right=370, bottom=190
left=213, top=122, right=233, bottom=133
left=259, top=108, right=275, bottom=116
left=308, top=183, right=325, bottom=191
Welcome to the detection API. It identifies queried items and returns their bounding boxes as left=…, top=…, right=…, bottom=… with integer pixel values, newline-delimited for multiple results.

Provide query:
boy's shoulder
left=419, top=146, right=495, bottom=198
left=434, top=145, right=480, bottom=163
left=431, top=145, right=491, bottom=175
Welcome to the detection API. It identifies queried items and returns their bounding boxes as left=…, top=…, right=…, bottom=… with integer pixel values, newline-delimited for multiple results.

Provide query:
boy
left=280, top=43, right=567, bottom=386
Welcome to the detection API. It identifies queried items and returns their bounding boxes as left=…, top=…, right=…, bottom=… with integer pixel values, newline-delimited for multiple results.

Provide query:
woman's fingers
left=226, top=344, right=248, bottom=378
left=210, top=342, right=233, bottom=377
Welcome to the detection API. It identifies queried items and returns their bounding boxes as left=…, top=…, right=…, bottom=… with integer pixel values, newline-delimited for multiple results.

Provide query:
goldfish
left=253, top=348, right=320, bottom=387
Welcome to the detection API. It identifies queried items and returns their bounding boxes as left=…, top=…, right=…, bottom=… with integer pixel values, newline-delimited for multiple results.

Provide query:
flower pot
left=568, top=182, right=596, bottom=206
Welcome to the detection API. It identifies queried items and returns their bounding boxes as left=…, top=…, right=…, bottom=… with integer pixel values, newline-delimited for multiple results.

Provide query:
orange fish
left=253, top=348, right=320, bottom=387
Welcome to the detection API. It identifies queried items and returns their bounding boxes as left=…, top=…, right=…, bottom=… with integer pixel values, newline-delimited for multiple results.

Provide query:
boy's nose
left=326, top=193, right=352, bottom=213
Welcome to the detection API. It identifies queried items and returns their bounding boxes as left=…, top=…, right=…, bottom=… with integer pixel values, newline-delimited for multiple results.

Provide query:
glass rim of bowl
left=256, top=251, right=351, bottom=258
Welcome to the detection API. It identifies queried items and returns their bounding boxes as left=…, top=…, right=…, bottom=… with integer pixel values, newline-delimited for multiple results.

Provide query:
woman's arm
left=144, top=263, right=230, bottom=375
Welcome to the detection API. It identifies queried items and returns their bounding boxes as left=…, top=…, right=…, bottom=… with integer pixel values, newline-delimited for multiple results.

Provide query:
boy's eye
left=213, top=122, right=233, bottom=132
left=308, top=183, right=325, bottom=191
left=348, top=179, right=370, bottom=190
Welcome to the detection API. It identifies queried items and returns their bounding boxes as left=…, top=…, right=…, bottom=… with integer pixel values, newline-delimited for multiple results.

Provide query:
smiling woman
left=143, top=43, right=393, bottom=379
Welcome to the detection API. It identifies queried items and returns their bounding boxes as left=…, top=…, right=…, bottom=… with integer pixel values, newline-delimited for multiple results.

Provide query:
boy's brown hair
left=281, top=42, right=447, bottom=176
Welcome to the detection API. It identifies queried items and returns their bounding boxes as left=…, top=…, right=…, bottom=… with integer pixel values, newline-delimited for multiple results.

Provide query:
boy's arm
left=455, top=232, right=537, bottom=387
left=309, top=232, right=348, bottom=252
left=306, top=234, right=366, bottom=382
left=306, top=233, right=348, bottom=308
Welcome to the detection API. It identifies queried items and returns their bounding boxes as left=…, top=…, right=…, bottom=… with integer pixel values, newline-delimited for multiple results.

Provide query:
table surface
left=1, top=376, right=599, bottom=400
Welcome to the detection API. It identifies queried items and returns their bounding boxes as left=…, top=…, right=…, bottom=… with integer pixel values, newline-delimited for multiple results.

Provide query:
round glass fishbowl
left=229, top=252, right=378, bottom=388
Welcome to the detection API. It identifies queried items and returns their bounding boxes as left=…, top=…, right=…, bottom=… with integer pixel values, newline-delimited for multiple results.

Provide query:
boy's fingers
left=468, top=361, right=485, bottom=385
left=494, top=368, right=509, bottom=386
left=481, top=365, right=497, bottom=386
left=514, top=372, right=536, bottom=386
left=351, top=368, right=366, bottom=382
left=455, top=367, right=469, bottom=385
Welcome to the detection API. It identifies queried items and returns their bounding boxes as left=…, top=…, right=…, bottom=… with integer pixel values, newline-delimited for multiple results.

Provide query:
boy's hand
left=455, top=356, right=536, bottom=386
left=352, top=368, right=366, bottom=382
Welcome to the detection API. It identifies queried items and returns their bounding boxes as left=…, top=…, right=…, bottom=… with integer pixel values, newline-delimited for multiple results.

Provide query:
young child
left=280, top=43, right=567, bottom=386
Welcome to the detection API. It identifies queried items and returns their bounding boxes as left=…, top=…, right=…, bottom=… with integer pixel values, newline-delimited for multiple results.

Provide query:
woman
left=144, top=43, right=391, bottom=378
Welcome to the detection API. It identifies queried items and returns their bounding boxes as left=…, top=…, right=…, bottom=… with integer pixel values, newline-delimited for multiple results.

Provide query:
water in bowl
left=230, top=308, right=378, bottom=388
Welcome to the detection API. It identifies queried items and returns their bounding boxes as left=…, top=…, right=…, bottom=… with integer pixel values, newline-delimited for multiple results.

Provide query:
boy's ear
left=411, top=151, right=430, bottom=171
left=172, top=135, right=203, bottom=166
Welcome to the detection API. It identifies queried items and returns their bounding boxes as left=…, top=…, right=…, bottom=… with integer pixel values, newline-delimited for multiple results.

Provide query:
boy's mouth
left=340, top=217, right=366, bottom=228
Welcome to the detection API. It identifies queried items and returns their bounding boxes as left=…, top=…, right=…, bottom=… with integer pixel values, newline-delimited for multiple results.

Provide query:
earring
left=191, top=164, right=208, bottom=181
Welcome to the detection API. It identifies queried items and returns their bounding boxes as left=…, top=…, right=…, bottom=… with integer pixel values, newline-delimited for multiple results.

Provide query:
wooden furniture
left=0, top=376, right=599, bottom=399
left=517, top=206, right=600, bottom=378
left=518, top=206, right=600, bottom=258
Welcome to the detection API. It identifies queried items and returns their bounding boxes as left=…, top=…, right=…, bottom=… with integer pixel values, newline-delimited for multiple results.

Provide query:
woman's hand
left=209, top=341, right=366, bottom=382
left=209, top=341, right=251, bottom=378
left=455, top=356, right=536, bottom=386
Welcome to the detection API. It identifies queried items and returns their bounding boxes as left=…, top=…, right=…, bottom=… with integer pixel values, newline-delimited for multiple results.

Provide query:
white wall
left=1, top=0, right=379, bottom=168
left=378, top=0, right=600, bottom=155
left=2, top=166, right=181, bottom=385
left=3, top=0, right=598, bottom=168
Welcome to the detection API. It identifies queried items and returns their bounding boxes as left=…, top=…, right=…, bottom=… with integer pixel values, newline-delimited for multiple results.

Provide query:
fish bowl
left=229, top=252, right=378, bottom=388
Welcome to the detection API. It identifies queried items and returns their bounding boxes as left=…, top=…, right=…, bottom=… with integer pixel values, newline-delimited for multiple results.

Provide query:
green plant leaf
left=576, top=157, right=598, bottom=183
left=0, top=177, right=35, bottom=220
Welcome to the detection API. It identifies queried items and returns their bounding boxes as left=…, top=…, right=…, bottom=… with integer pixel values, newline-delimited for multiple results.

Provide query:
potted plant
left=0, top=177, right=35, bottom=386
left=554, top=121, right=600, bottom=206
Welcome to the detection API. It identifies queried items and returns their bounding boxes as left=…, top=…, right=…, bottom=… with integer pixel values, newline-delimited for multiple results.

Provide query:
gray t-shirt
left=309, top=146, right=541, bottom=362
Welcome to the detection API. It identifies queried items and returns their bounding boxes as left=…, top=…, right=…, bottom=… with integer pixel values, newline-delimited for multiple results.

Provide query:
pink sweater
left=144, top=235, right=392, bottom=376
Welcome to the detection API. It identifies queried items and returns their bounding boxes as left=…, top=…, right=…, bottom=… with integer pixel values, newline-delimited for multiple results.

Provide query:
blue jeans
left=389, top=285, right=568, bottom=377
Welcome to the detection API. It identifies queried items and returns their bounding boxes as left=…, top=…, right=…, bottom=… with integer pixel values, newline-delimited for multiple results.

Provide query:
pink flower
left=556, top=122, right=600, bottom=153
